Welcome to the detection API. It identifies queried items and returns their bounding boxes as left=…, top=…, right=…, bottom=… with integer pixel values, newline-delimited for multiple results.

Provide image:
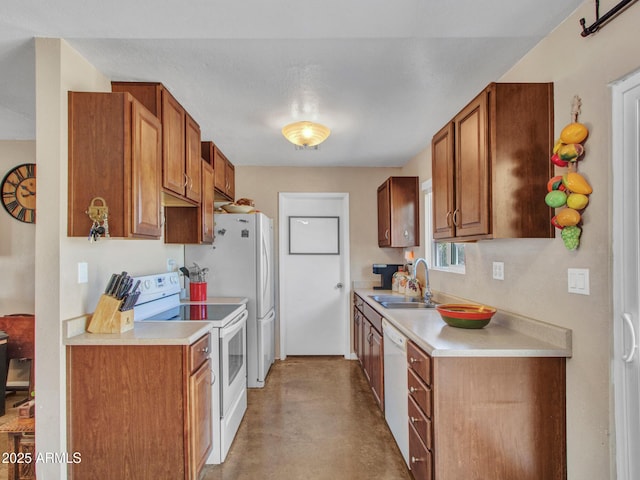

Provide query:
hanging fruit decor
left=545, top=95, right=592, bottom=251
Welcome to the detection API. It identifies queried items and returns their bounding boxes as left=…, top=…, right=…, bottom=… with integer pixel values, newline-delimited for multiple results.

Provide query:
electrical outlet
left=492, top=262, right=504, bottom=280
left=568, top=268, right=590, bottom=295
left=166, top=258, right=176, bottom=272
left=77, top=262, right=88, bottom=284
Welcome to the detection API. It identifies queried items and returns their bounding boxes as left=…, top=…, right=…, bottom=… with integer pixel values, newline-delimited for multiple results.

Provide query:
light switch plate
left=568, top=268, right=590, bottom=295
left=77, top=262, right=88, bottom=284
left=492, top=262, right=504, bottom=280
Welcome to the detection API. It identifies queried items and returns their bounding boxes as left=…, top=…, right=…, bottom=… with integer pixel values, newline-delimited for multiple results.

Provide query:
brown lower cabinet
left=66, top=334, right=212, bottom=480
left=407, top=340, right=566, bottom=480
left=353, top=293, right=384, bottom=411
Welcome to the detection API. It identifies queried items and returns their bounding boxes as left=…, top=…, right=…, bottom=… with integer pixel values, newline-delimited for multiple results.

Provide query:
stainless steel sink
left=381, top=302, right=437, bottom=309
left=369, top=295, right=437, bottom=309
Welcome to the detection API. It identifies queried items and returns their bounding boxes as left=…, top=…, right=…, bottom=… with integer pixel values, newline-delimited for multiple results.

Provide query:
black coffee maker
left=372, top=264, right=403, bottom=290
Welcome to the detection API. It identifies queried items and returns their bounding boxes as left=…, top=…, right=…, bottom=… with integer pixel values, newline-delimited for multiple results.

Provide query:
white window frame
left=423, top=179, right=465, bottom=274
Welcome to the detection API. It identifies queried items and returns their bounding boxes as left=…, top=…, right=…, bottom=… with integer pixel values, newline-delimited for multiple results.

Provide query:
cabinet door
left=377, top=181, right=391, bottom=246
left=189, top=358, right=213, bottom=479
left=131, top=100, right=162, bottom=237
left=213, top=148, right=227, bottom=194
left=389, top=177, right=419, bottom=247
left=354, top=307, right=363, bottom=365
left=432, top=122, right=455, bottom=239
left=363, top=321, right=373, bottom=382
left=370, top=327, right=384, bottom=410
left=185, top=114, right=202, bottom=203
left=162, top=89, right=186, bottom=196
left=201, top=161, right=215, bottom=243
left=226, top=160, right=235, bottom=199
left=454, top=90, right=490, bottom=237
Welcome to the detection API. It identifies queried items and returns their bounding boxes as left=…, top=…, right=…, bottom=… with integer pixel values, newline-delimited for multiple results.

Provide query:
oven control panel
left=134, top=272, right=181, bottom=303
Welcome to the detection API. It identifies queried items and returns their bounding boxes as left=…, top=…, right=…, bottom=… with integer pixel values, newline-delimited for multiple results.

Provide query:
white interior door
left=279, top=193, right=350, bottom=357
left=612, top=69, right=640, bottom=480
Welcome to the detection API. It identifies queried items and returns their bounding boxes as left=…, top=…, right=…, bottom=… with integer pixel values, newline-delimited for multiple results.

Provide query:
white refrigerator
left=186, top=213, right=275, bottom=388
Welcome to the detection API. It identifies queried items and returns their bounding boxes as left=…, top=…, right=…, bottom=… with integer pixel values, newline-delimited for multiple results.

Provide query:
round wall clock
left=1, top=163, right=36, bottom=224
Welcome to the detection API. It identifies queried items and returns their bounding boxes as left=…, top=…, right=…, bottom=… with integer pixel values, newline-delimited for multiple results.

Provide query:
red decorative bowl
left=436, top=304, right=497, bottom=329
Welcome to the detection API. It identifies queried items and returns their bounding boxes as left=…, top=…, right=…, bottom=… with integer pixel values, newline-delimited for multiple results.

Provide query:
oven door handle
left=221, top=309, right=248, bottom=337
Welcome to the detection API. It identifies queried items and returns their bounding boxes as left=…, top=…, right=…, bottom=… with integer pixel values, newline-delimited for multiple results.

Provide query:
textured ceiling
left=0, top=0, right=583, bottom=166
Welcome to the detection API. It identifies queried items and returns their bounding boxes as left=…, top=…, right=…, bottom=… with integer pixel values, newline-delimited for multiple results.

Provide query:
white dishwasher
left=382, top=318, right=409, bottom=466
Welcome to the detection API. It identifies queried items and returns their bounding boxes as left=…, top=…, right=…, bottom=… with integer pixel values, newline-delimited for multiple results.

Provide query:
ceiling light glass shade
left=281, top=121, right=331, bottom=148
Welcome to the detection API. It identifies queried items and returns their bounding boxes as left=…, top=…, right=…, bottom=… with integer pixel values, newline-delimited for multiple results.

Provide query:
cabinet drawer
left=363, top=302, right=383, bottom=333
left=408, top=367, right=431, bottom=418
left=408, top=393, right=432, bottom=450
left=407, top=341, right=431, bottom=386
left=409, top=421, right=432, bottom=480
left=189, top=333, right=211, bottom=373
left=353, top=293, right=365, bottom=311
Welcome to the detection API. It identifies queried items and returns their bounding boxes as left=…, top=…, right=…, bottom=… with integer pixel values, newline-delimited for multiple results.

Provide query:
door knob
left=336, top=283, right=344, bottom=289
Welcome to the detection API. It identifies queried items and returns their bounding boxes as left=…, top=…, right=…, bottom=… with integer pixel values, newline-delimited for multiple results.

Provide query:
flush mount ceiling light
left=281, top=121, right=331, bottom=150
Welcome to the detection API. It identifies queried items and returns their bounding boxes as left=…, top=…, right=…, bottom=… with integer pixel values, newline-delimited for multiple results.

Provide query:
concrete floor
left=203, top=356, right=412, bottom=480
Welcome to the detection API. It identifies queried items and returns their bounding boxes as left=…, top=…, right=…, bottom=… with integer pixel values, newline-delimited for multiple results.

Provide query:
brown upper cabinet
left=68, top=91, right=162, bottom=239
left=377, top=176, right=420, bottom=247
left=164, top=158, right=215, bottom=245
left=202, top=141, right=235, bottom=201
left=112, top=82, right=202, bottom=204
left=432, top=82, right=554, bottom=241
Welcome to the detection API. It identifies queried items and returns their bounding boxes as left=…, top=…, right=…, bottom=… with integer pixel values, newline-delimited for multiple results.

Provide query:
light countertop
left=64, top=315, right=213, bottom=346
left=355, top=289, right=571, bottom=358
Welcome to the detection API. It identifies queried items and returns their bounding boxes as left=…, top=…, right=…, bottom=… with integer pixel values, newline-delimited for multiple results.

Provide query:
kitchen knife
left=118, top=276, right=132, bottom=300
left=110, top=272, right=128, bottom=298
left=104, top=273, right=117, bottom=295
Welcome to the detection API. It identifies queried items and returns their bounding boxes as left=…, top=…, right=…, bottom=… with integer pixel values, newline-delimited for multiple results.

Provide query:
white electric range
left=133, top=271, right=247, bottom=464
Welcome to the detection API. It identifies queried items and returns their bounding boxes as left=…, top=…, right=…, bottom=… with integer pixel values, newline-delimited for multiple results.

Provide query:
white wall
left=34, top=38, right=184, bottom=478
left=0, top=141, right=36, bottom=315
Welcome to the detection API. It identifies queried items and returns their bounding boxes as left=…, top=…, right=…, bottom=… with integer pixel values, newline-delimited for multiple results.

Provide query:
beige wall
left=34, top=39, right=184, bottom=478
left=0, top=141, right=36, bottom=315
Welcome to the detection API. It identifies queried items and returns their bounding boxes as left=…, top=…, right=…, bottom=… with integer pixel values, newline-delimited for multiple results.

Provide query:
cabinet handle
left=403, top=229, right=409, bottom=238
left=210, top=369, right=216, bottom=386
left=411, top=456, right=424, bottom=464
left=409, top=386, right=421, bottom=394
left=409, top=357, right=421, bottom=364
left=453, top=209, right=460, bottom=227
left=446, top=211, right=452, bottom=227
left=622, top=313, right=638, bottom=363
left=183, top=173, right=189, bottom=188
left=410, top=416, right=422, bottom=424
left=385, top=229, right=389, bottom=240
left=200, top=346, right=209, bottom=354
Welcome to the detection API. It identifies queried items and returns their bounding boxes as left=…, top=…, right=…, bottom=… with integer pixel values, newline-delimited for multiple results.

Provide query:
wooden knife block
left=87, top=295, right=134, bottom=334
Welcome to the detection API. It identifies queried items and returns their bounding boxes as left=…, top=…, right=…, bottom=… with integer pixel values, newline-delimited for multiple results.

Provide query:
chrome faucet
left=413, top=258, right=435, bottom=306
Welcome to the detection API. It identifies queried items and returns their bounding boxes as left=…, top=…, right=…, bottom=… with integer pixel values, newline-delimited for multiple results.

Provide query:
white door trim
left=278, top=192, right=351, bottom=360
left=611, top=67, right=640, bottom=480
